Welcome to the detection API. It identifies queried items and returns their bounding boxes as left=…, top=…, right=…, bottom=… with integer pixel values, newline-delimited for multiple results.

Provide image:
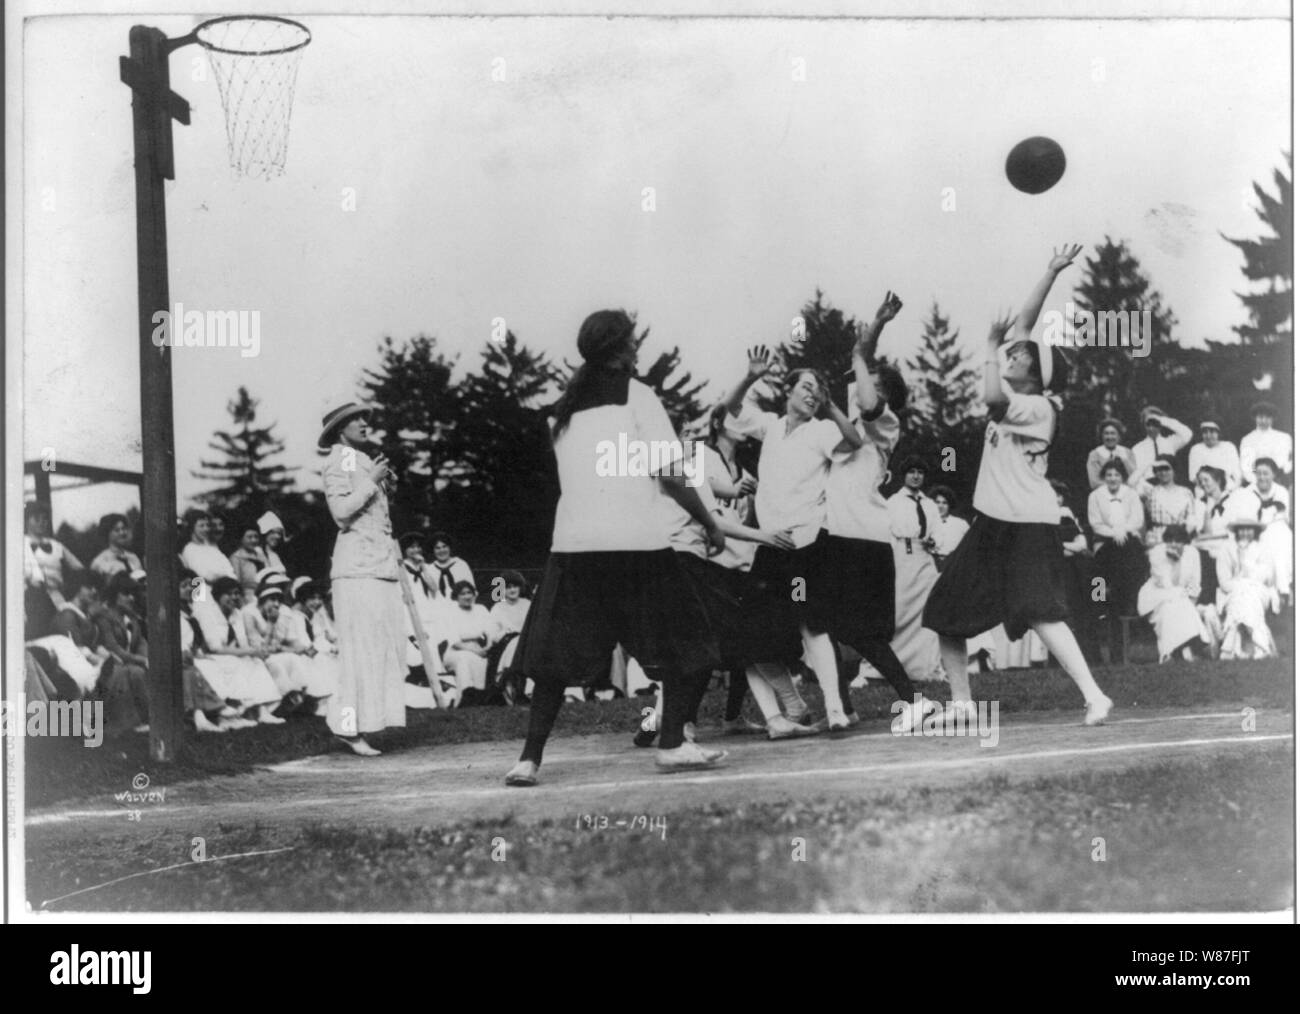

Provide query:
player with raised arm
left=819, top=292, right=942, bottom=731
left=723, top=343, right=865, bottom=731
left=922, top=245, right=1113, bottom=727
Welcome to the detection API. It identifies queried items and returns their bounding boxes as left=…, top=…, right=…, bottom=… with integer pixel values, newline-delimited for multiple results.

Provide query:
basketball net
left=197, top=17, right=311, bottom=180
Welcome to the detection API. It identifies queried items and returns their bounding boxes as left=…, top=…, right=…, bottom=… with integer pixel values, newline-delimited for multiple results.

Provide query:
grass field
left=22, top=657, right=1294, bottom=915
left=24, top=656, right=1294, bottom=809
left=26, top=749, right=1292, bottom=913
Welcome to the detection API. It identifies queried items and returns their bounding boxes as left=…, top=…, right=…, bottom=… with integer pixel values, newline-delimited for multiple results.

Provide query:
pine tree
left=1209, top=154, right=1294, bottom=429
left=355, top=334, right=461, bottom=529
left=635, top=330, right=710, bottom=431
left=448, top=332, right=563, bottom=556
left=891, top=302, right=984, bottom=503
left=192, top=387, right=298, bottom=514
left=1069, top=237, right=1179, bottom=423
left=777, top=289, right=858, bottom=412
left=1224, top=154, right=1292, bottom=346
left=904, top=303, right=979, bottom=435
left=1055, top=237, right=1181, bottom=494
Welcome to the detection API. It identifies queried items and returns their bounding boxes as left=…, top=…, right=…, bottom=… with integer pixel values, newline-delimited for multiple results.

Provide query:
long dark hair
left=551, top=310, right=637, bottom=438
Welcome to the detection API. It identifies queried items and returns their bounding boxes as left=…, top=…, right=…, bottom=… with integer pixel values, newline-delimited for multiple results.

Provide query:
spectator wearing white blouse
left=1085, top=419, right=1139, bottom=491
left=1228, top=457, right=1292, bottom=602
left=1087, top=458, right=1148, bottom=660
left=229, top=523, right=270, bottom=605
left=24, top=501, right=85, bottom=638
left=1191, top=465, right=1234, bottom=613
left=1217, top=520, right=1279, bottom=660
left=258, top=511, right=289, bottom=573
left=427, top=533, right=475, bottom=598
left=1187, top=420, right=1241, bottom=490
left=193, top=576, right=285, bottom=725
left=489, top=571, right=531, bottom=684
left=927, top=485, right=969, bottom=569
left=1136, top=525, right=1207, bottom=663
left=1239, top=401, right=1292, bottom=480
left=179, top=509, right=237, bottom=612
left=440, top=581, right=494, bottom=705
left=1141, top=455, right=1197, bottom=546
left=1131, top=407, right=1192, bottom=488
left=90, top=513, right=143, bottom=579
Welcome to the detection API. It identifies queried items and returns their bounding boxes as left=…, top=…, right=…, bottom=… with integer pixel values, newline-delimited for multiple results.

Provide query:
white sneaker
left=504, top=760, right=539, bottom=787
left=825, top=708, right=851, bottom=733
left=766, top=714, right=821, bottom=740
left=941, top=700, right=978, bottom=728
left=257, top=707, right=286, bottom=726
left=334, top=735, right=381, bottom=757
left=655, top=741, right=727, bottom=772
left=1084, top=695, right=1113, bottom=726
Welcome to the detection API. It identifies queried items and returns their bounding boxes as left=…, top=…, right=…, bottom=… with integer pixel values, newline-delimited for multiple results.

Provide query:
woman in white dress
left=1217, top=519, right=1279, bottom=660
left=885, top=458, right=947, bottom=682
left=489, top=570, right=531, bottom=695
left=282, top=578, right=340, bottom=715
left=1228, top=457, right=1292, bottom=604
left=442, top=581, right=494, bottom=705
left=1136, top=525, right=1207, bottom=662
left=320, top=403, right=408, bottom=756
left=193, top=576, right=287, bottom=724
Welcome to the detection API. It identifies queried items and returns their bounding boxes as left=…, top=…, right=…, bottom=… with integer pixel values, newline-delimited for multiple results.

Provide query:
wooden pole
left=396, top=552, right=449, bottom=710
left=121, top=26, right=189, bottom=762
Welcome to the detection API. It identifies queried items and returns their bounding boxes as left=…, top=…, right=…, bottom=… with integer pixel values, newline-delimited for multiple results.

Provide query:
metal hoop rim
left=194, top=14, right=312, bottom=57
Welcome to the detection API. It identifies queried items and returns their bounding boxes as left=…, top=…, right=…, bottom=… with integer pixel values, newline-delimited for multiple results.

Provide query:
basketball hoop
left=194, top=15, right=311, bottom=179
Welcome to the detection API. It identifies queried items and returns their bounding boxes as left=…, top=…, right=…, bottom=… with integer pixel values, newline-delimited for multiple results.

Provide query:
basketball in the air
left=1005, top=136, right=1067, bottom=194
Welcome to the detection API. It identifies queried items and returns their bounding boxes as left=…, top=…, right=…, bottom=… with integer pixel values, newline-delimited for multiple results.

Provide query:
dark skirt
left=749, top=537, right=835, bottom=638
left=809, top=534, right=896, bottom=643
left=922, top=514, right=1072, bottom=642
left=514, top=549, right=719, bottom=688
left=676, top=552, right=801, bottom=668
left=1091, top=538, right=1149, bottom=618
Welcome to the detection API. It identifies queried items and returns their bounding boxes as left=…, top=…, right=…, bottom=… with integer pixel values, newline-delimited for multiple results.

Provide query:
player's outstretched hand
left=1048, top=243, right=1083, bottom=273
left=988, top=309, right=1016, bottom=345
left=746, top=345, right=772, bottom=379
left=874, top=290, right=903, bottom=325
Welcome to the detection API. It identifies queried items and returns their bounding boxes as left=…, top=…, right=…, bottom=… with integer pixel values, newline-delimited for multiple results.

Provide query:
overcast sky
left=20, top=7, right=1291, bottom=525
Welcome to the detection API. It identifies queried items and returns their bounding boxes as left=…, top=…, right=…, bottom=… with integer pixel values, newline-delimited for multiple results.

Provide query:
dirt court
left=26, top=705, right=1293, bottom=841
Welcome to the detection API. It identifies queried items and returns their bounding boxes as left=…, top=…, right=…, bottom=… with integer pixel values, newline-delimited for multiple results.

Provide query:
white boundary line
left=252, top=709, right=1291, bottom=776
left=26, top=730, right=1293, bottom=825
